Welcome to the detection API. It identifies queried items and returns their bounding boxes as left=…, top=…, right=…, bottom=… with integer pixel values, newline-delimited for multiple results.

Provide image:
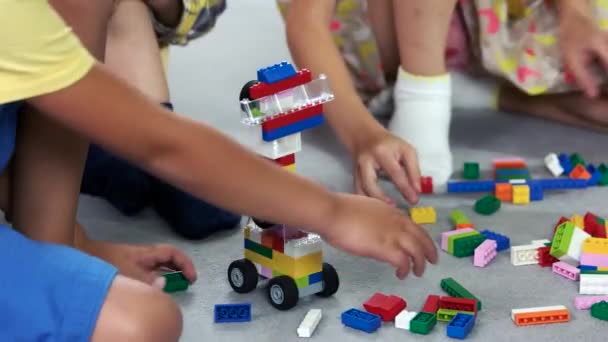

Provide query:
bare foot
left=81, top=239, right=197, bottom=286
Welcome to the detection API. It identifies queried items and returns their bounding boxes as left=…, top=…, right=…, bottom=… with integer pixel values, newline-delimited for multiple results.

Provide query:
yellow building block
left=582, top=238, right=608, bottom=255
left=512, top=185, right=530, bottom=204
left=273, top=251, right=323, bottom=279
left=244, top=226, right=250, bottom=239
left=283, top=164, right=296, bottom=173
left=410, top=207, right=437, bottom=224
left=244, top=249, right=274, bottom=270
left=571, top=214, right=584, bottom=229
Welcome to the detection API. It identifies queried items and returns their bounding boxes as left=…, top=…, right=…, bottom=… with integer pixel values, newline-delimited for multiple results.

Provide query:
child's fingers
left=408, top=222, right=439, bottom=264
left=377, top=155, right=417, bottom=204
left=398, top=236, right=426, bottom=277
left=400, top=144, right=421, bottom=194
left=359, top=159, right=393, bottom=204
left=147, top=244, right=198, bottom=282
left=568, top=52, right=598, bottom=98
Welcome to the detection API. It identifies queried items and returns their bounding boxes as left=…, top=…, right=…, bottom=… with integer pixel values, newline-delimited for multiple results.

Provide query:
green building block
left=599, top=163, right=608, bottom=174
left=162, top=271, right=189, bottom=293
left=437, top=308, right=475, bottom=322
left=600, top=171, right=608, bottom=186
left=581, top=270, right=608, bottom=275
left=440, top=277, right=482, bottom=311
left=550, top=222, right=574, bottom=259
left=463, top=162, right=480, bottom=180
left=450, top=209, right=470, bottom=225
left=245, top=239, right=273, bottom=259
left=570, top=153, right=585, bottom=167
left=495, top=167, right=530, bottom=181
left=250, top=107, right=265, bottom=118
left=410, top=312, right=437, bottom=335
left=453, top=234, right=487, bottom=258
left=596, top=215, right=606, bottom=226
left=448, top=231, right=480, bottom=254
left=474, top=195, right=501, bottom=215
left=591, top=301, right=608, bottom=321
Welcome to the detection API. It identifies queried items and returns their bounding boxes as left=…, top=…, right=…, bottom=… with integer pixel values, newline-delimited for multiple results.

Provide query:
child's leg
left=82, top=0, right=240, bottom=239
left=386, top=0, right=458, bottom=186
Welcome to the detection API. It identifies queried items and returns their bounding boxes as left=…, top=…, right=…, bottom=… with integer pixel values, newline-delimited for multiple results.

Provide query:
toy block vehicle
left=227, top=62, right=339, bottom=310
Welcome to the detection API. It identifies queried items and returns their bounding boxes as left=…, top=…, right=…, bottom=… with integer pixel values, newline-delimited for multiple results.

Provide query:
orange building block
left=569, top=164, right=591, bottom=180
left=456, top=223, right=475, bottom=230
left=513, top=309, right=570, bottom=326
left=495, top=183, right=512, bottom=202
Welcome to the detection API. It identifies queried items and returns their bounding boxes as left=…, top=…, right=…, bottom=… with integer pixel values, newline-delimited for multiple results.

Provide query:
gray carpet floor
left=81, top=2, right=608, bottom=341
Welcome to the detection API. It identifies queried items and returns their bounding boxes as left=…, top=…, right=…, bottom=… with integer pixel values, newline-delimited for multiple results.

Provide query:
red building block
left=421, top=176, right=433, bottom=194
left=538, top=246, right=559, bottom=267
left=249, top=69, right=313, bottom=100
left=363, top=293, right=407, bottom=321
left=273, top=153, right=295, bottom=167
left=584, top=212, right=607, bottom=238
left=261, top=104, right=323, bottom=132
left=553, top=217, right=570, bottom=234
left=271, top=233, right=284, bottom=253
left=569, top=164, right=591, bottom=180
left=439, top=297, right=478, bottom=314
left=421, top=294, right=441, bottom=314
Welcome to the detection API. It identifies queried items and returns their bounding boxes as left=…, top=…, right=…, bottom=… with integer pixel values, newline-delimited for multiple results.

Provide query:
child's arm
left=282, top=0, right=421, bottom=205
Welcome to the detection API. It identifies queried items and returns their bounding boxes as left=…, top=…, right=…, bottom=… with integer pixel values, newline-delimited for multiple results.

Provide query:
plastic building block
left=456, top=223, right=475, bottom=230
left=587, top=164, right=602, bottom=186
left=447, top=313, right=475, bottom=340
left=341, top=308, right=381, bottom=333
left=496, top=168, right=530, bottom=181
left=544, top=153, right=564, bottom=177
left=421, top=176, right=433, bottom=194
left=495, top=183, right=512, bottom=202
left=580, top=253, right=608, bottom=267
left=493, top=158, right=526, bottom=174
left=538, top=246, right=559, bottom=267
left=363, top=293, right=407, bottom=321
left=599, top=164, right=608, bottom=185
left=261, top=104, right=323, bottom=132
left=571, top=214, right=584, bottom=229
left=395, top=310, right=417, bottom=330
left=512, top=185, right=530, bottom=204
left=584, top=212, right=607, bottom=238
left=551, top=221, right=591, bottom=262
left=214, top=303, right=252, bottom=323
left=410, top=312, right=437, bottom=335
left=553, top=261, right=580, bottom=281
left=297, top=309, right=322, bottom=337
left=480, top=230, right=510, bottom=251
left=162, top=271, right=189, bottom=293
left=410, top=207, right=437, bottom=224
left=474, top=195, right=501, bottom=215
left=249, top=70, right=312, bottom=100
left=262, top=113, right=324, bottom=142
left=558, top=153, right=574, bottom=174
left=569, top=164, right=592, bottom=180
left=569, top=153, right=585, bottom=167
left=447, top=180, right=496, bottom=193
left=234, top=124, right=302, bottom=159
left=528, top=182, right=544, bottom=201
left=553, top=217, right=570, bottom=234
left=575, top=295, right=608, bottom=310
left=463, top=162, right=480, bottom=179
left=441, top=228, right=475, bottom=252
left=528, top=178, right=588, bottom=190
left=440, top=278, right=482, bottom=311
left=582, top=238, right=608, bottom=255
left=422, top=294, right=441, bottom=313
left=439, top=297, right=478, bottom=314
left=437, top=308, right=460, bottom=322
left=511, top=244, right=541, bottom=266
left=257, top=61, right=297, bottom=84
left=580, top=274, right=608, bottom=295
left=450, top=209, right=471, bottom=226
left=273, top=153, right=295, bottom=167
left=448, top=231, right=482, bottom=254
left=591, top=301, right=608, bottom=321
left=474, top=239, right=497, bottom=267
left=511, top=305, right=570, bottom=326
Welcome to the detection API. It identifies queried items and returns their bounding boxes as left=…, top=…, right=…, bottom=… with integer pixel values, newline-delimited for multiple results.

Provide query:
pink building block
left=552, top=261, right=580, bottom=281
left=574, top=295, right=608, bottom=310
left=474, top=239, right=497, bottom=267
left=580, top=253, right=608, bottom=267
left=259, top=266, right=273, bottom=278
left=441, top=228, right=475, bottom=251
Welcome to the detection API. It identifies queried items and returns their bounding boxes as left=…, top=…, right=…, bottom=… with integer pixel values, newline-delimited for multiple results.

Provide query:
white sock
left=389, top=67, right=453, bottom=186
left=450, top=71, right=499, bottom=110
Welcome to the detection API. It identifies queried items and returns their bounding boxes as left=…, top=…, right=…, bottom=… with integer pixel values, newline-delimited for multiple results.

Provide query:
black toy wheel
left=228, top=259, right=258, bottom=293
left=315, top=262, right=340, bottom=297
left=239, top=80, right=259, bottom=101
left=267, top=276, right=299, bottom=310
left=251, top=217, right=277, bottom=229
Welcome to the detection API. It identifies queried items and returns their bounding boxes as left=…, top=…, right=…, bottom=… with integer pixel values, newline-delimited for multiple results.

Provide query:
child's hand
left=558, top=2, right=608, bottom=98
left=353, top=130, right=421, bottom=205
left=321, top=193, right=438, bottom=279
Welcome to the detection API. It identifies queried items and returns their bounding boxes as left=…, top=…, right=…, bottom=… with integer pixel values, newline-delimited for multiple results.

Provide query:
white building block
left=395, top=310, right=418, bottom=331
left=544, top=153, right=564, bottom=177
left=511, top=305, right=567, bottom=320
left=511, top=244, right=540, bottom=266
left=562, top=228, right=591, bottom=263
left=297, top=309, right=322, bottom=337
left=580, top=274, right=608, bottom=295
left=284, top=233, right=323, bottom=258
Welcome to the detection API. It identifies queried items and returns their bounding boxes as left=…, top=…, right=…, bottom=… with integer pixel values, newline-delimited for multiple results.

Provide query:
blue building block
left=480, top=230, right=510, bottom=252
left=447, top=313, right=475, bottom=339
left=558, top=153, right=573, bottom=174
left=579, top=265, right=599, bottom=271
left=529, top=182, right=544, bottom=201
left=257, top=61, right=297, bottom=84
left=587, top=164, right=602, bottom=186
left=341, top=308, right=381, bottom=333
left=262, top=113, right=324, bottom=141
left=214, top=303, right=252, bottom=323
left=447, top=180, right=496, bottom=193
left=308, top=271, right=322, bottom=285
left=528, top=178, right=588, bottom=190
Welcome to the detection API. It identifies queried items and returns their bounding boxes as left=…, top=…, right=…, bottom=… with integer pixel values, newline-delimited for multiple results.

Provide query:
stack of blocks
left=441, top=229, right=487, bottom=258
left=579, top=238, right=608, bottom=295
left=244, top=222, right=324, bottom=298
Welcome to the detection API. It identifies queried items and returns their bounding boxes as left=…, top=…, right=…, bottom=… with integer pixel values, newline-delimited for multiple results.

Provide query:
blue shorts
left=0, top=225, right=118, bottom=341
left=0, top=101, right=21, bottom=171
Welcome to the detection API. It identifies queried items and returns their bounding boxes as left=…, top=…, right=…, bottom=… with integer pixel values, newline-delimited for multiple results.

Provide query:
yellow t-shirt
left=0, top=0, right=94, bottom=104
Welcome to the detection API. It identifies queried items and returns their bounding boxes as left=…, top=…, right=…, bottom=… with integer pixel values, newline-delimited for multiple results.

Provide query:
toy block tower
left=227, top=62, right=339, bottom=311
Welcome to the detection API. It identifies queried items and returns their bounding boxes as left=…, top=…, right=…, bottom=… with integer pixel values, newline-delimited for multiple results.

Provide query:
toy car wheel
left=251, top=217, right=276, bottom=229
left=228, top=259, right=258, bottom=294
left=267, top=276, right=299, bottom=310
left=315, top=262, right=339, bottom=297
left=239, top=80, right=259, bottom=101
